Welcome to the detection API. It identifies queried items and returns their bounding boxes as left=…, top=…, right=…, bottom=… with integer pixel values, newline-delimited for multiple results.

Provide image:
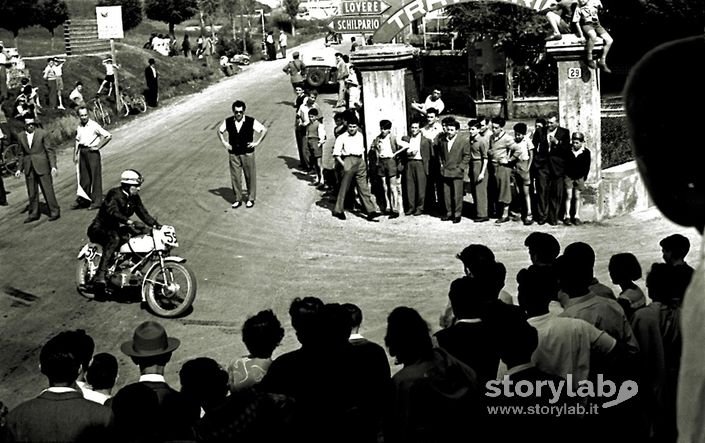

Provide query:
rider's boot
left=93, top=269, right=107, bottom=286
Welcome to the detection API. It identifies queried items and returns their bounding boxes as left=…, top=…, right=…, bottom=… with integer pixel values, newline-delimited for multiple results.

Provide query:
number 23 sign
left=567, top=67, right=582, bottom=79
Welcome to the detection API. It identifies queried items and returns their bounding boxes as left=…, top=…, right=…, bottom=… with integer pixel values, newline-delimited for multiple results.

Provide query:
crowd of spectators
left=0, top=231, right=693, bottom=442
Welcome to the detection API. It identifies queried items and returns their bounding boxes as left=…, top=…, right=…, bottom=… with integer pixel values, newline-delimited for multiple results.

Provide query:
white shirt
left=375, top=135, right=394, bottom=158
left=218, top=116, right=266, bottom=134
left=26, top=131, right=34, bottom=147
left=445, top=134, right=456, bottom=152
left=76, top=119, right=111, bottom=148
left=279, top=33, right=287, bottom=46
left=421, top=122, right=442, bottom=141
left=69, top=87, right=84, bottom=104
left=77, top=381, right=111, bottom=405
left=333, top=131, right=366, bottom=157
left=407, top=134, right=422, bottom=160
left=104, top=62, right=115, bottom=75
left=139, top=374, right=167, bottom=383
left=423, top=95, right=445, bottom=114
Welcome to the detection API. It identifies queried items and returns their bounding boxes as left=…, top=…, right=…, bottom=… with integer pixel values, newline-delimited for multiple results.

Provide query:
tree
left=447, top=2, right=547, bottom=118
left=144, top=0, right=199, bottom=39
left=198, top=0, right=220, bottom=37
left=36, top=0, right=69, bottom=51
left=96, top=0, right=144, bottom=32
left=222, top=0, right=256, bottom=53
left=0, top=0, right=37, bottom=47
left=282, top=0, right=299, bottom=36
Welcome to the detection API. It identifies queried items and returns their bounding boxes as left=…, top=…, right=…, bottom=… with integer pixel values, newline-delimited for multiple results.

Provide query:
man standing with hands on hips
left=218, top=100, right=268, bottom=209
left=15, top=117, right=60, bottom=222
left=72, top=106, right=112, bottom=210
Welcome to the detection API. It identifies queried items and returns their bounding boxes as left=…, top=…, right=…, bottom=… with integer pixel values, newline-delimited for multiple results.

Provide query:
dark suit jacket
left=533, top=126, right=570, bottom=177
left=6, top=390, right=113, bottom=442
left=436, top=134, right=470, bottom=179
left=113, top=381, right=199, bottom=442
left=145, top=65, right=158, bottom=89
left=17, top=129, right=56, bottom=175
left=402, top=134, right=433, bottom=175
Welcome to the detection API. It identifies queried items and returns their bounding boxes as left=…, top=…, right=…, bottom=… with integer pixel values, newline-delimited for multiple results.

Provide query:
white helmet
left=120, top=169, right=143, bottom=186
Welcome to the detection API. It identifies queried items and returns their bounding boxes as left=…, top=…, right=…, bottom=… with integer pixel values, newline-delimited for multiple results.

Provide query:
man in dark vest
left=217, top=100, right=268, bottom=208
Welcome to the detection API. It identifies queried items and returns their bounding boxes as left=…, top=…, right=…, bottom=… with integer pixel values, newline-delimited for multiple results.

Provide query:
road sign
left=340, top=0, right=390, bottom=15
left=329, top=15, right=382, bottom=33
left=96, top=6, right=124, bottom=39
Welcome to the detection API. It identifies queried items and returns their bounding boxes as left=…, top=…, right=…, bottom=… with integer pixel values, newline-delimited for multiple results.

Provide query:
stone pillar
left=350, top=43, right=420, bottom=147
left=546, top=35, right=604, bottom=222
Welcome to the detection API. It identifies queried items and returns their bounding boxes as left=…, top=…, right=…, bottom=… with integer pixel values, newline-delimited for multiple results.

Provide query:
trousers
left=229, top=152, right=257, bottom=202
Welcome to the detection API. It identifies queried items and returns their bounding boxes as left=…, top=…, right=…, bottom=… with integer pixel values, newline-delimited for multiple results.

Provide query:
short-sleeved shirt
left=279, top=33, right=287, bottom=46
left=489, top=131, right=513, bottom=164
left=69, top=88, right=84, bottom=104
left=333, top=131, right=365, bottom=157
left=469, top=135, right=489, bottom=161
left=511, top=137, right=534, bottom=173
left=76, top=119, right=111, bottom=148
left=573, top=0, right=602, bottom=24
left=421, top=122, right=443, bottom=141
left=529, top=312, right=616, bottom=385
left=218, top=117, right=266, bottom=134
left=423, top=96, right=445, bottom=114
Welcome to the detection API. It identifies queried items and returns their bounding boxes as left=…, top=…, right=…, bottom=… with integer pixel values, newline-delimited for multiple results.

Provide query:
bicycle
left=0, top=138, right=19, bottom=176
left=90, top=96, right=112, bottom=126
left=118, top=89, right=147, bottom=117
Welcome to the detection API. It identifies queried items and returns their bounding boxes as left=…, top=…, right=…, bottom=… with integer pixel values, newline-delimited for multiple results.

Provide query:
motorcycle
left=230, top=53, right=251, bottom=65
left=75, top=225, right=197, bottom=318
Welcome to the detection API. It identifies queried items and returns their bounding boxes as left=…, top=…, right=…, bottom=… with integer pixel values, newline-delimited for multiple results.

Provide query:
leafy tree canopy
left=0, top=0, right=37, bottom=37
left=36, top=0, right=70, bottom=35
left=145, top=0, right=199, bottom=27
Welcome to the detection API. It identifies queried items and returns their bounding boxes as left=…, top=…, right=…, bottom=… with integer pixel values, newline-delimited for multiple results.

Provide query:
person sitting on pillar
left=411, top=89, right=445, bottom=116
left=543, top=0, right=578, bottom=41
left=572, top=0, right=614, bottom=73
left=563, top=131, right=591, bottom=226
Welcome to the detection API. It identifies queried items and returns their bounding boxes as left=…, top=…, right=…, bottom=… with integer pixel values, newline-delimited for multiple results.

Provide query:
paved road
left=0, top=38, right=700, bottom=409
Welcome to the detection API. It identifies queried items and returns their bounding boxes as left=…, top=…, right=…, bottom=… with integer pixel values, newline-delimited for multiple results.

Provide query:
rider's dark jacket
left=91, top=187, right=157, bottom=230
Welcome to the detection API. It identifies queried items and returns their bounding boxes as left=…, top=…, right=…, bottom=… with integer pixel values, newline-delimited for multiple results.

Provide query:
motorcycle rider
left=88, top=169, right=159, bottom=286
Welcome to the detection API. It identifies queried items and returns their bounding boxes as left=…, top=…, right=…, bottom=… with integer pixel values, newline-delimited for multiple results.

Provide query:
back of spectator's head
left=179, top=357, right=229, bottom=413
left=342, top=303, right=363, bottom=330
left=56, top=329, right=94, bottom=372
left=456, top=244, right=496, bottom=276
left=513, top=122, right=527, bottom=135
left=380, top=119, right=392, bottom=130
left=40, top=333, right=80, bottom=385
left=517, top=266, right=559, bottom=316
left=86, top=352, right=118, bottom=391
left=524, top=232, right=560, bottom=265
left=342, top=54, right=350, bottom=63
left=315, top=303, right=354, bottom=347
left=608, top=252, right=643, bottom=284
left=556, top=242, right=596, bottom=296
left=111, top=383, right=160, bottom=439
left=384, top=306, right=432, bottom=365
left=448, top=276, right=485, bottom=319
left=242, top=309, right=285, bottom=359
left=289, top=296, right=324, bottom=346
left=660, top=234, right=691, bottom=262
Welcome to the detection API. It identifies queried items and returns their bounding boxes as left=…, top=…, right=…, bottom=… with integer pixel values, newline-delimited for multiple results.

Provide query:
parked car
left=301, top=47, right=338, bottom=88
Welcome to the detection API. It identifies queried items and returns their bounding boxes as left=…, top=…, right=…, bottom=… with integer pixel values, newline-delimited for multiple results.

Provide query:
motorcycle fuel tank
left=119, top=235, right=154, bottom=253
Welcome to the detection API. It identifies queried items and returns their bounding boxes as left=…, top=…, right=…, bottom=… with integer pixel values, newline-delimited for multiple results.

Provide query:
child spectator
left=563, top=131, right=591, bottom=225
left=84, top=352, right=119, bottom=405
left=573, top=0, right=614, bottom=73
left=508, top=122, right=534, bottom=225
left=69, top=81, right=85, bottom=108
left=608, top=252, right=647, bottom=310
left=227, top=309, right=285, bottom=393
left=97, top=58, right=119, bottom=96
left=660, top=234, right=695, bottom=295
left=306, top=108, right=326, bottom=187
left=543, top=0, right=577, bottom=41
left=370, top=119, right=403, bottom=218
left=18, top=78, right=42, bottom=111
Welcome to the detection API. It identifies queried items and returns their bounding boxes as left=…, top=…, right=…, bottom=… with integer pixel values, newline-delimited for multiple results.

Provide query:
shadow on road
left=208, top=187, right=237, bottom=204
left=276, top=100, right=294, bottom=107
left=277, top=155, right=316, bottom=183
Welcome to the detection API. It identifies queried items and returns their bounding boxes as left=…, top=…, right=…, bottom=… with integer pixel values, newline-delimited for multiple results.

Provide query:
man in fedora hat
left=115, top=321, right=198, bottom=441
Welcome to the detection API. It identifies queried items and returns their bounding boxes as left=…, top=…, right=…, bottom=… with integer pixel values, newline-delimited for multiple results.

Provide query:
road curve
left=0, top=38, right=698, bottom=409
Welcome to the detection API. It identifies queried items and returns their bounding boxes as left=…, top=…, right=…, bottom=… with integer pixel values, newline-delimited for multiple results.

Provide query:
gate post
left=546, top=35, right=604, bottom=222
left=350, top=43, right=420, bottom=146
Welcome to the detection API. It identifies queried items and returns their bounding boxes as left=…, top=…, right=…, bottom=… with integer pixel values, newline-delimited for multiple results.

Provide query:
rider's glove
left=153, top=223, right=162, bottom=230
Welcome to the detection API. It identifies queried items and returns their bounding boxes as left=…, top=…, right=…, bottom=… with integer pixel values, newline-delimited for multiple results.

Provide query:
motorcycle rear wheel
left=75, top=260, right=96, bottom=300
left=143, top=262, right=197, bottom=317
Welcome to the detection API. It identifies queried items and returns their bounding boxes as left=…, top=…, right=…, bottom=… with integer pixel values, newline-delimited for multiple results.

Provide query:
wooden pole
left=110, top=38, right=121, bottom=114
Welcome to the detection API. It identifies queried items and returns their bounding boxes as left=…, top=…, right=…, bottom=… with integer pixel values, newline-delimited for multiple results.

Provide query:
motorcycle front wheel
left=143, top=262, right=197, bottom=317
